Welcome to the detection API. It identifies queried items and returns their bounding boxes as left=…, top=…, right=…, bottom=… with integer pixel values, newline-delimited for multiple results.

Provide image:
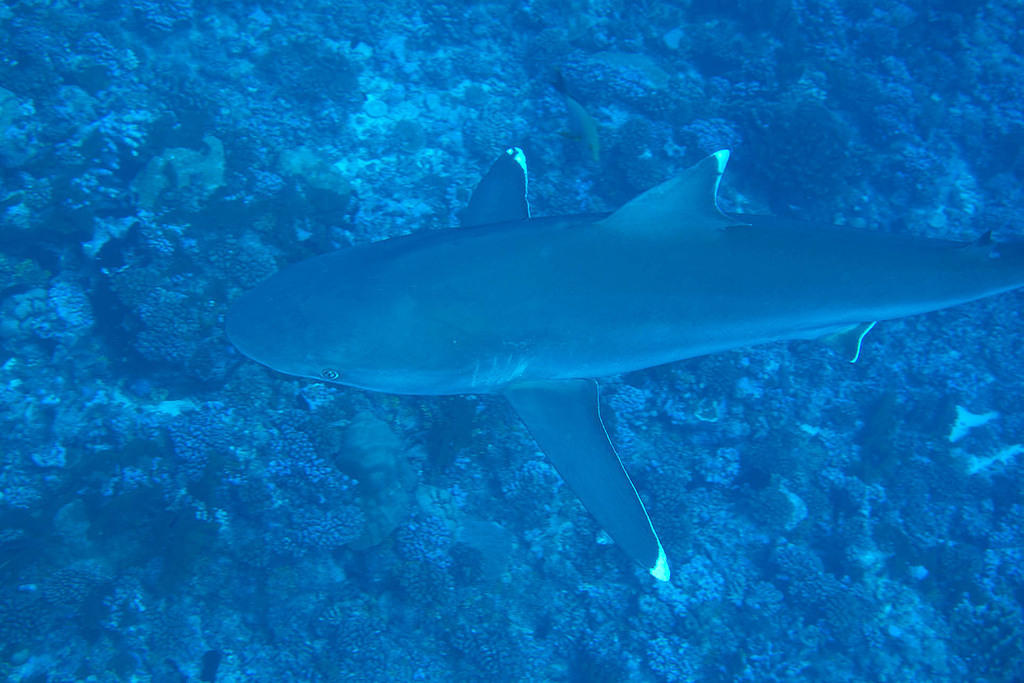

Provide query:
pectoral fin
left=504, top=379, right=669, bottom=581
left=461, top=147, right=530, bottom=227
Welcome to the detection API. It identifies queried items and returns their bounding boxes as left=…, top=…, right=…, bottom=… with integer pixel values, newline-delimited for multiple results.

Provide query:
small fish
left=554, top=73, right=600, bottom=162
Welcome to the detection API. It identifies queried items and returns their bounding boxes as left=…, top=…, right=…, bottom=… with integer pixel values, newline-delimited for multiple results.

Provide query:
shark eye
left=320, top=368, right=341, bottom=381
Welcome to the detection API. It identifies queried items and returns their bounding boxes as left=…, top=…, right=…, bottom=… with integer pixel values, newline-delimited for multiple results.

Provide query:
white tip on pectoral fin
left=712, top=149, right=730, bottom=172
left=650, top=543, right=671, bottom=582
left=504, top=379, right=670, bottom=584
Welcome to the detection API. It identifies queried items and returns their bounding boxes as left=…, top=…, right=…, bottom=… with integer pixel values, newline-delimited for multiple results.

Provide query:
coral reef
left=0, top=0, right=1022, bottom=680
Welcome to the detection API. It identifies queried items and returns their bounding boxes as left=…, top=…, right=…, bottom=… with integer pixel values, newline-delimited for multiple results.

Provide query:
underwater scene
left=1, top=0, right=1023, bottom=680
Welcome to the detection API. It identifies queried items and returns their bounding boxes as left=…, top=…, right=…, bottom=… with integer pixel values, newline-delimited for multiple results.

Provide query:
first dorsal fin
left=461, top=147, right=530, bottom=227
left=601, top=150, right=740, bottom=233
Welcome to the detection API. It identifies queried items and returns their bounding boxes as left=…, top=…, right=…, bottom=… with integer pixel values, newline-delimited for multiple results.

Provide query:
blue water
left=1, top=1, right=1022, bottom=680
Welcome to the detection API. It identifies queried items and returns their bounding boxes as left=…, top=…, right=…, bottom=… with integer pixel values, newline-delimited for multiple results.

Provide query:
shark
left=227, top=147, right=1024, bottom=582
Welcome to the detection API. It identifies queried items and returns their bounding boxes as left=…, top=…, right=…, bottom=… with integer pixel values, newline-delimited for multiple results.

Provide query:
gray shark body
left=228, top=149, right=1024, bottom=581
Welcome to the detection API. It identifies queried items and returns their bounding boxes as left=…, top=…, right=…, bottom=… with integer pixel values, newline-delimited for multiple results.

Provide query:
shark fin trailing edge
left=504, top=379, right=669, bottom=582
left=601, top=150, right=740, bottom=234
left=462, top=147, right=530, bottom=227
left=822, top=321, right=877, bottom=363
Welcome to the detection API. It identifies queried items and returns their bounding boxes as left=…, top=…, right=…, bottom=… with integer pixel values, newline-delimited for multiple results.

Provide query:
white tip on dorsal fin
left=601, top=150, right=739, bottom=233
